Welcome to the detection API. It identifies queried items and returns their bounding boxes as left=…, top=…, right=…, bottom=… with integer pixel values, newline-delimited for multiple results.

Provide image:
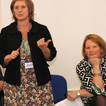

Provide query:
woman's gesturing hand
left=37, top=38, right=51, bottom=50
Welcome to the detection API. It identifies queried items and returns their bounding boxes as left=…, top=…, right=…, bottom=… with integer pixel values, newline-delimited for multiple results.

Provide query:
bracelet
left=6, top=55, right=11, bottom=61
left=6, top=56, right=9, bottom=60
left=93, top=73, right=101, bottom=76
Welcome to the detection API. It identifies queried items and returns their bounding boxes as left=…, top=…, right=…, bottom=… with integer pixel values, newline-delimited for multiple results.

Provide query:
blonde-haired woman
left=0, top=0, right=57, bottom=105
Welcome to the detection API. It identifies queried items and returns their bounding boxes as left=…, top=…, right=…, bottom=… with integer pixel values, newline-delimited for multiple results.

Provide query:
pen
left=17, top=46, right=21, bottom=52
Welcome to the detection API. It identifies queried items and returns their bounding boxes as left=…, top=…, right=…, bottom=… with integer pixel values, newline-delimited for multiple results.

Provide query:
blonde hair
left=82, top=34, right=106, bottom=58
left=10, top=0, right=34, bottom=21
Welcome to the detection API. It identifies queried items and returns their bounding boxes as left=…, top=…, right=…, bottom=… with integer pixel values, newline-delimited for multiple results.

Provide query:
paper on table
left=54, top=97, right=84, bottom=106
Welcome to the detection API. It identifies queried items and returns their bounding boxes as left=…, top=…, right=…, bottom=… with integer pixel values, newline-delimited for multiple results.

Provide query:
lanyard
left=17, top=23, right=31, bottom=32
left=22, top=39, right=29, bottom=53
left=17, top=23, right=31, bottom=53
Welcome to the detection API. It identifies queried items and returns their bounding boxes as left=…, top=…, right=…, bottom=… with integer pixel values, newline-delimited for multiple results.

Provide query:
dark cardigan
left=0, top=20, right=57, bottom=86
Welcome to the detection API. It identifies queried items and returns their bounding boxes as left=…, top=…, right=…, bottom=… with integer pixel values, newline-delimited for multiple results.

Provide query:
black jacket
left=0, top=20, right=57, bottom=86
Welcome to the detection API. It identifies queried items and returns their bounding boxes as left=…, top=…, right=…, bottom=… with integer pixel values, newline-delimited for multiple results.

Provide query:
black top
left=0, top=68, right=4, bottom=102
left=0, top=68, right=3, bottom=81
left=0, top=20, right=57, bottom=86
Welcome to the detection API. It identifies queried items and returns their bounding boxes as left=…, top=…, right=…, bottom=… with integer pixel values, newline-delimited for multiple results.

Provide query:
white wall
left=1, top=0, right=106, bottom=91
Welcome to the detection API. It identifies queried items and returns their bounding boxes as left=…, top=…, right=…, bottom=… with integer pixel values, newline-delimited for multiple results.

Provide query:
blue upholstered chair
left=51, top=74, right=68, bottom=104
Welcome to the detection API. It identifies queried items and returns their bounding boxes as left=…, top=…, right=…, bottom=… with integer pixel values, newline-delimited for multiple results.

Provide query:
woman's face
left=85, top=39, right=102, bottom=59
left=13, top=0, right=29, bottom=21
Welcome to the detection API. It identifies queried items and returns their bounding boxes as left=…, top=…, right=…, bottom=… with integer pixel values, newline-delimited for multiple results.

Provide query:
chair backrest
left=51, top=74, right=67, bottom=104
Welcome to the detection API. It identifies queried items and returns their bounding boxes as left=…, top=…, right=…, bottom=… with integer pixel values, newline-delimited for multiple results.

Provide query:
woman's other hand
left=89, top=58, right=101, bottom=67
left=10, top=50, right=19, bottom=60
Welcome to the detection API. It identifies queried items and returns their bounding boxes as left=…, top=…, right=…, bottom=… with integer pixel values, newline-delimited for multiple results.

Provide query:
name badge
left=25, top=62, right=34, bottom=69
